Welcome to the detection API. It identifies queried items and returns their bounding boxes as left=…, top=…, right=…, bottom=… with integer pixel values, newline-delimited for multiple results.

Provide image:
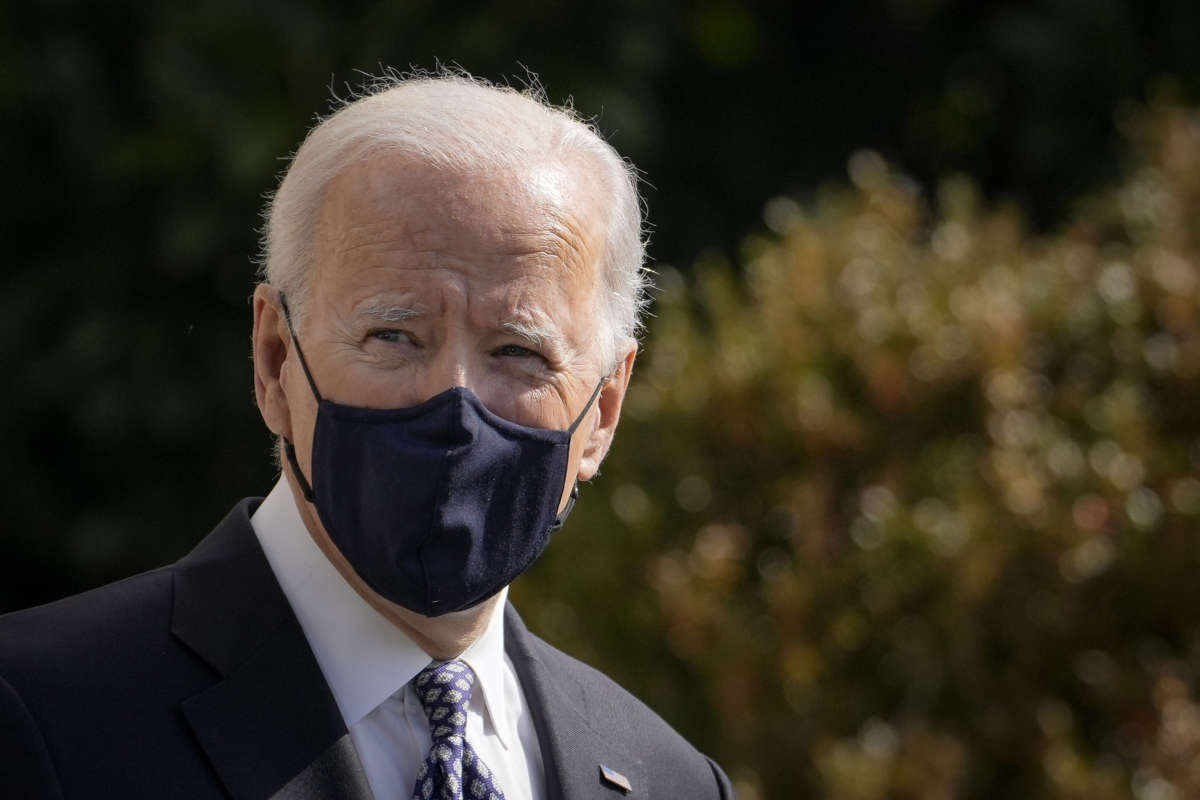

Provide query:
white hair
left=256, top=70, right=649, bottom=369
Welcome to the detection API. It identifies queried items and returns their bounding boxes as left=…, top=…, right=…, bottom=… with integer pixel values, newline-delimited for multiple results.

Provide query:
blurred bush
left=514, top=99, right=1200, bottom=799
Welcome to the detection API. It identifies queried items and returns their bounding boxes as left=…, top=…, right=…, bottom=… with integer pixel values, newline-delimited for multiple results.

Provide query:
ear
left=251, top=284, right=294, bottom=441
left=576, top=340, right=638, bottom=482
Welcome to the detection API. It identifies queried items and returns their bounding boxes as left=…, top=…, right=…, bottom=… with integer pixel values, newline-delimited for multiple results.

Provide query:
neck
left=365, top=589, right=502, bottom=661
left=285, top=476, right=500, bottom=660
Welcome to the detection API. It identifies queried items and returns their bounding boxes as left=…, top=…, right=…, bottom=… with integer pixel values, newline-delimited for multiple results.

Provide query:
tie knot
left=412, top=660, right=475, bottom=741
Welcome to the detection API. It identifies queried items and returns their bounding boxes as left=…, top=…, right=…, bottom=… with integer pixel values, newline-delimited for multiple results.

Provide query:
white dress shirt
left=250, top=478, right=546, bottom=799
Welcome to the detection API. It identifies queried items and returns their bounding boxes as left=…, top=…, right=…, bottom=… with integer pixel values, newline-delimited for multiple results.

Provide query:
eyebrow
left=500, top=319, right=563, bottom=351
left=359, top=302, right=424, bottom=323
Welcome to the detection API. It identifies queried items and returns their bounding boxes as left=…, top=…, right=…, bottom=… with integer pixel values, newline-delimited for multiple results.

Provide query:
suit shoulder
left=513, top=618, right=733, bottom=797
left=0, top=566, right=177, bottom=687
left=521, top=629, right=669, bottom=725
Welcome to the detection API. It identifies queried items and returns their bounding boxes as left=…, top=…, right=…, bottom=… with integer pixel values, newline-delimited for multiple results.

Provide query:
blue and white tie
left=411, top=660, right=507, bottom=800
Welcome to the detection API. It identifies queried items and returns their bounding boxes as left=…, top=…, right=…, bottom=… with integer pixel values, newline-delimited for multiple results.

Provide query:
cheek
left=486, top=378, right=584, bottom=430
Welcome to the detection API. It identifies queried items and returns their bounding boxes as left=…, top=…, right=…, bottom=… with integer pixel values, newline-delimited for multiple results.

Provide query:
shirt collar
left=250, top=477, right=512, bottom=744
left=455, top=580, right=510, bottom=745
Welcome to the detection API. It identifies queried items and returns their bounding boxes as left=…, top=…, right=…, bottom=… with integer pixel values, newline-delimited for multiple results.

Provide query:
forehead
left=310, top=154, right=606, bottom=309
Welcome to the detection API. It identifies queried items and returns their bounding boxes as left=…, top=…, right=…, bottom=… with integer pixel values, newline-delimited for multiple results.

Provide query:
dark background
left=4, top=2, right=1200, bottom=795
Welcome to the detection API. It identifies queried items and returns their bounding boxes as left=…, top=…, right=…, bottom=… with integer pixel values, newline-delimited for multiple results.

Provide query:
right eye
left=370, top=329, right=414, bottom=345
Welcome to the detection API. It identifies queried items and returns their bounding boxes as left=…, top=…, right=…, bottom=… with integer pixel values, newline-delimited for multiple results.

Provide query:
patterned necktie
left=411, top=660, right=507, bottom=800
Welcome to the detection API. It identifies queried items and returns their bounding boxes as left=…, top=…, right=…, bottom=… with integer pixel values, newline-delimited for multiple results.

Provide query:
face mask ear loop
left=278, top=294, right=324, bottom=403
left=277, top=293, right=321, bottom=503
left=566, top=375, right=608, bottom=436
left=283, top=439, right=317, bottom=502
left=554, top=373, right=610, bottom=528
left=549, top=481, right=580, bottom=532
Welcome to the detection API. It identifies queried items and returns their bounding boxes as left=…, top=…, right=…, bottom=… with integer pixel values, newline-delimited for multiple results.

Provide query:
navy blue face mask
left=277, top=297, right=604, bottom=617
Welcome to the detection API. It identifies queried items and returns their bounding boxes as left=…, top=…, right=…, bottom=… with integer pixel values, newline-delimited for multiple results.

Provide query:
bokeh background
left=5, top=2, right=1200, bottom=797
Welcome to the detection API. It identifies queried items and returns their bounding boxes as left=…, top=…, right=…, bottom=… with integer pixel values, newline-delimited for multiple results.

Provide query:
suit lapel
left=504, top=605, right=645, bottom=800
left=171, top=499, right=373, bottom=800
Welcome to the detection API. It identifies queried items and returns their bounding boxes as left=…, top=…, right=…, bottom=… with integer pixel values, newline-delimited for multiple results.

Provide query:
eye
left=370, top=329, right=414, bottom=345
left=494, top=343, right=542, bottom=360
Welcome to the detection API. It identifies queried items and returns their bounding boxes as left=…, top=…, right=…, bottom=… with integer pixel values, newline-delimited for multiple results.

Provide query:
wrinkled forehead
left=310, top=153, right=608, bottom=298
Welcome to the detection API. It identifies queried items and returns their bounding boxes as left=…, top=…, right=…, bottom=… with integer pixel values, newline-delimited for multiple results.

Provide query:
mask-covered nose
left=405, top=387, right=479, bottom=450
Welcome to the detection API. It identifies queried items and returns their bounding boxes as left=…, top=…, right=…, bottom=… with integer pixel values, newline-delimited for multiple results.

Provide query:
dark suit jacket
left=0, top=499, right=732, bottom=799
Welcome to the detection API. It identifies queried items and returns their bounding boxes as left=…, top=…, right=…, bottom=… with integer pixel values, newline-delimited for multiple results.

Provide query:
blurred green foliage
left=515, top=99, right=1200, bottom=798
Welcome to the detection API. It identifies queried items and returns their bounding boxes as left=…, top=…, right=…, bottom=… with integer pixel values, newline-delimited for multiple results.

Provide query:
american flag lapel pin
left=599, top=764, right=633, bottom=794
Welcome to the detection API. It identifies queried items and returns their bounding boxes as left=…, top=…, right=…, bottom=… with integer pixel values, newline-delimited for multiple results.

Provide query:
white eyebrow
left=500, top=319, right=561, bottom=349
left=359, top=302, right=424, bottom=323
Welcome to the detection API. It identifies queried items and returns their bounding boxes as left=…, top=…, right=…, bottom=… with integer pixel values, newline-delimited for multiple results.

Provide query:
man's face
left=252, top=154, right=636, bottom=581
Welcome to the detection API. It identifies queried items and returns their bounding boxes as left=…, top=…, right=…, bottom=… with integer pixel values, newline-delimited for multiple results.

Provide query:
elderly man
left=0, top=75, right=732, bottom=799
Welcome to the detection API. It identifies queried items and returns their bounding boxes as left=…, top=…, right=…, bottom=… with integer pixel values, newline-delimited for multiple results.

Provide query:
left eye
left=494, top=344, right=539, bottom=359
